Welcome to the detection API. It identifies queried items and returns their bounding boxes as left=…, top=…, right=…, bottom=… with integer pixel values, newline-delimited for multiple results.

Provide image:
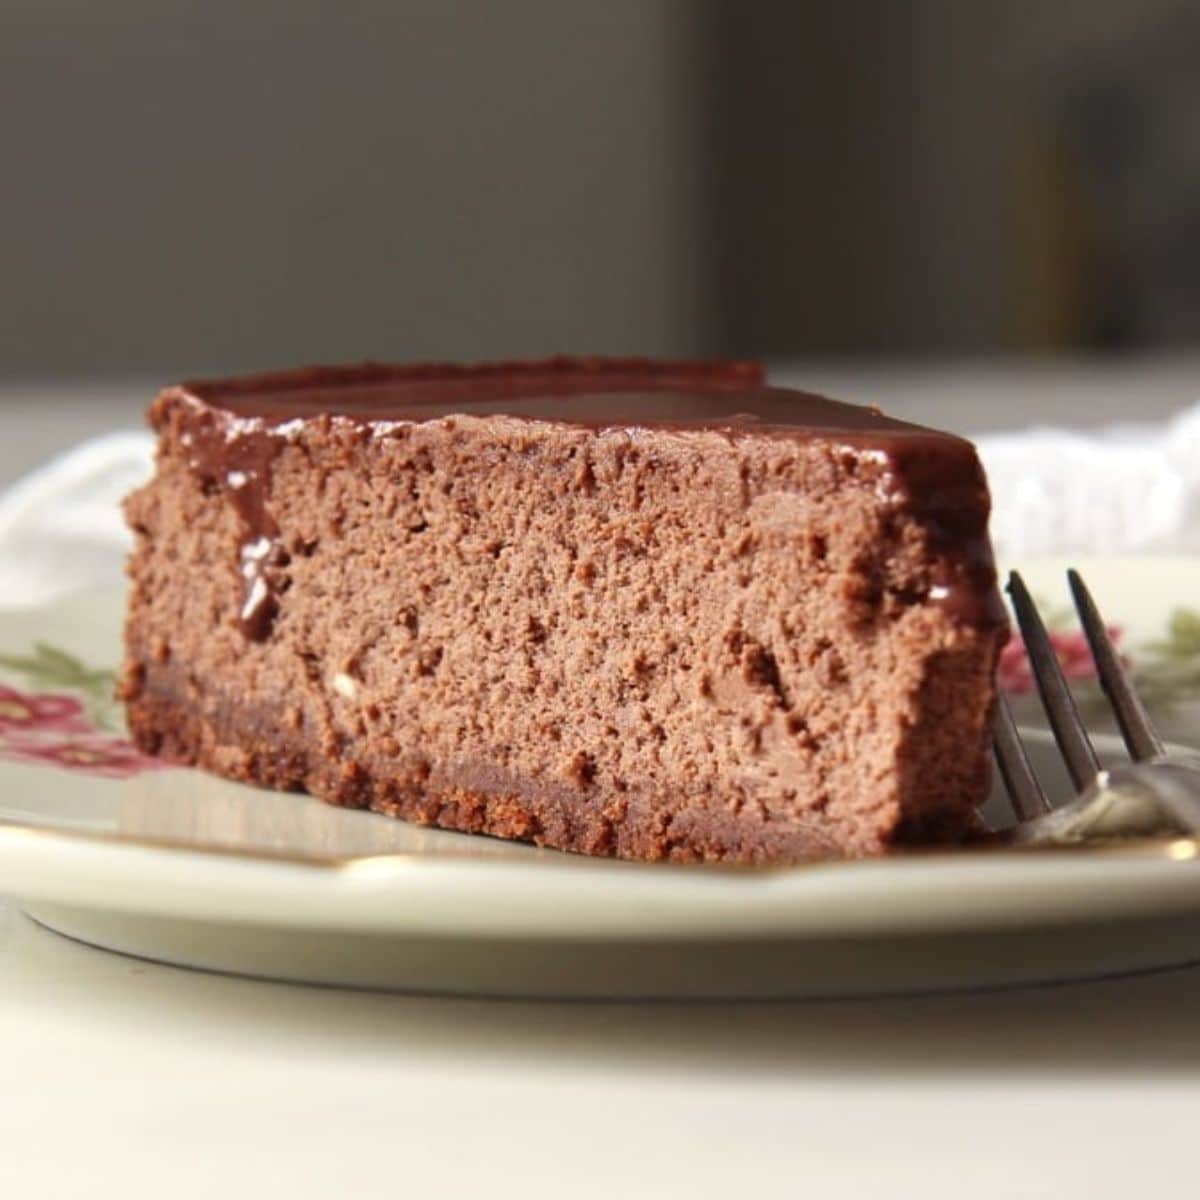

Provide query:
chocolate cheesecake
left=121, top=358, right=1006, bottom=862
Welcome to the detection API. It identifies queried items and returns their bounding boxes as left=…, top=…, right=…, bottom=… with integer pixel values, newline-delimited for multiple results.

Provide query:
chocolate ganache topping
left=158, top=358, right=1005, bottom=641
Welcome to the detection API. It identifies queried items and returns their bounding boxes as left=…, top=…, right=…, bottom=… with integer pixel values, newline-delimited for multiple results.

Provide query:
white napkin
left=0, top=432, right=154, bottom=608
left=2, top=409, right=1200, bottom=609
left=980, top=405, right=1200, bottom=559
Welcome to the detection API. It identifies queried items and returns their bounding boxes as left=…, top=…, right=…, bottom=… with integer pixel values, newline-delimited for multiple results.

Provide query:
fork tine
left=992, top=691, right=1050, bottom=821
left=1007, top=571, right=1101, bottom=793
left=1066, top=568, right=1165, bottom=762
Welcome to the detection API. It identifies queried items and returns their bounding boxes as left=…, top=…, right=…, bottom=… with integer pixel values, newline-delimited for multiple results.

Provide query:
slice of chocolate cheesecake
left=121, top=358, right=1006, bottom=862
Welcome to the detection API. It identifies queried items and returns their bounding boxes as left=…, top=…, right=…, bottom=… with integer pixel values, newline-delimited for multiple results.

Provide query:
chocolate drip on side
left=179, top=405, right=290, bottom=640
left=869, top=439, right=1008, bottom=632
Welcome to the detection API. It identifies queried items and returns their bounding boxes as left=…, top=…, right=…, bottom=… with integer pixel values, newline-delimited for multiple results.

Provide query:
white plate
left=0, top=560, right=1198, bottom=998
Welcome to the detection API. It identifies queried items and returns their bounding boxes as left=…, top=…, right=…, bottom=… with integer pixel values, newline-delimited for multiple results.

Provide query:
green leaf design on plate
left=1126, top=607, right=1200, bottom=710
left=1148, top=609, right=1200, bottom=660
left=0, top=642, right=122, bottom=732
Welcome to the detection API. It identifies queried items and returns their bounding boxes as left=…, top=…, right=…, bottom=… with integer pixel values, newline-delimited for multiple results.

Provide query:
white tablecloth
left=0, top=899, right=1196, bottom=1199
left=2, top=366, right=1199, bottom=1198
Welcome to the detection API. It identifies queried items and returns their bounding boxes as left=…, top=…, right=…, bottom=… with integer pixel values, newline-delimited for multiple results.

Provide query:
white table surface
left=2, top=363, right=1200, bottom=1198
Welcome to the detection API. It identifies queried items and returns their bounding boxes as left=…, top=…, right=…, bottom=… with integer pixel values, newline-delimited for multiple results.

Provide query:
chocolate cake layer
left=122, top=357, right=1007, bottom=862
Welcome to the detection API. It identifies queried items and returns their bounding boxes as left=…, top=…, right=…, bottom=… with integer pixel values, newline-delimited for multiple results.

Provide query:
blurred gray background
left=3, top=0, right=1199, bottom=379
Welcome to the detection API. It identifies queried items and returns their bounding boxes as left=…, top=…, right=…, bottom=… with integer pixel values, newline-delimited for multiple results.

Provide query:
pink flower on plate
left=0, top=732, right=167, bottom=779
left=998, top=626, right=1126, bottom=695
left=0, top=684, right=91, bottom=734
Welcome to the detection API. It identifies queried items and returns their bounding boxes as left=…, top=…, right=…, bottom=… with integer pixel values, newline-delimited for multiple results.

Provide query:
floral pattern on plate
left=997, top=596, right=1200, bottom=746
left=0, top=643, right=165, bottom=778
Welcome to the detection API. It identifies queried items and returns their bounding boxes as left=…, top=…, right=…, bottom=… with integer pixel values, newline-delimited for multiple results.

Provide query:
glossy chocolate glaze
left=163, top=358, right=1005, bottom=640
left=190, top=357, right=926, bottom=438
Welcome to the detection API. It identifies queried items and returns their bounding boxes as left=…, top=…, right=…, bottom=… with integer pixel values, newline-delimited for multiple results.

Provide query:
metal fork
left=992, top=569, right=1200, bottom=845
